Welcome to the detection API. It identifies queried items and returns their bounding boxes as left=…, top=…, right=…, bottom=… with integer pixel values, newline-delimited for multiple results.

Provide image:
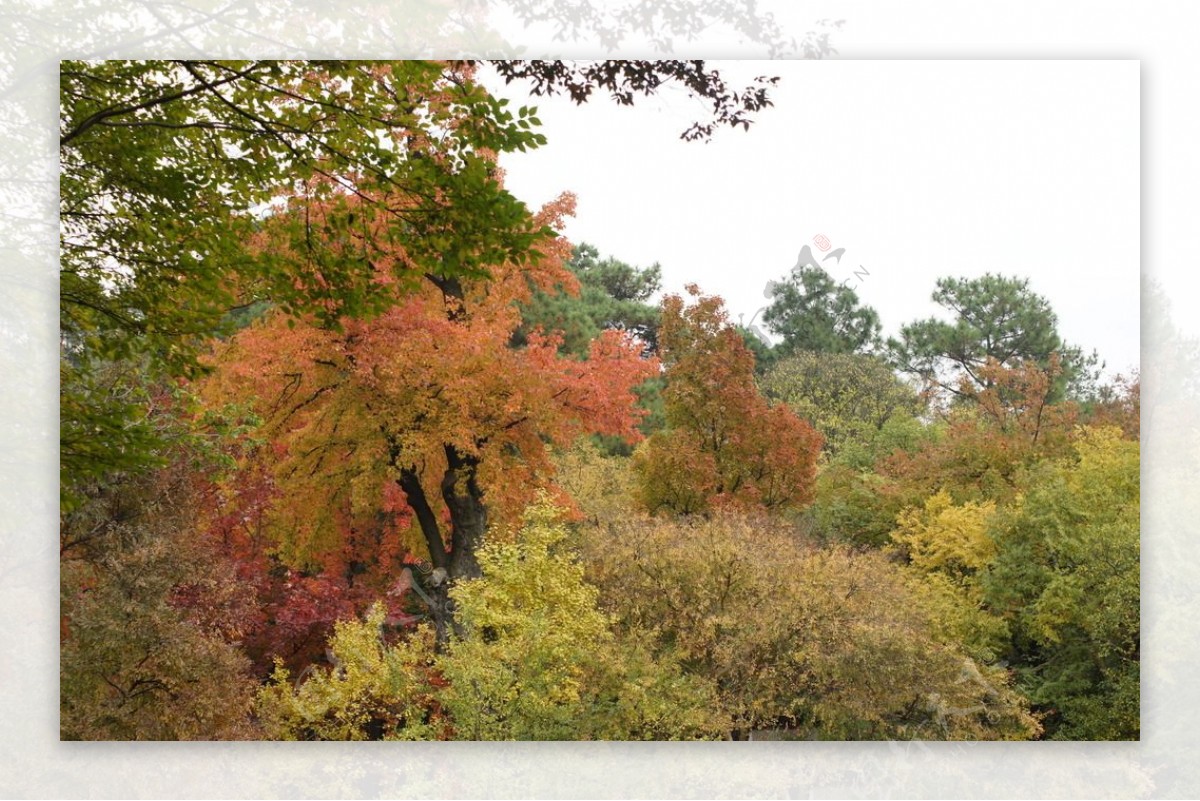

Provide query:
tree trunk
left=392, top=445, right=489, bottom=646
left=395, top=468, right=455, bottom=644
left=442, top=444, right=488, bottom=582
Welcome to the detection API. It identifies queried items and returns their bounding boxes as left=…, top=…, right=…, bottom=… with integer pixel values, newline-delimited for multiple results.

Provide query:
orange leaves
left=635, top=286, right=822, bottom=515
left=1082, top=372, right=1139, bottom=440
left=872, top=359, right=1086, bottom=511
left=964, top=355, right=1078, bottom=448
left=731, top=402, right=824, bottom=510
left=529, top=191, right=578, bottom=267
left=203, top=220, right=658, bottom=570
left=539, top=329, right=655, bottom=438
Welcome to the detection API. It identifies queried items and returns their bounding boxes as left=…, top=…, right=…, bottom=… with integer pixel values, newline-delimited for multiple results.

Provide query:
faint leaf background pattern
left=0, top=0, right=1191, bottom=797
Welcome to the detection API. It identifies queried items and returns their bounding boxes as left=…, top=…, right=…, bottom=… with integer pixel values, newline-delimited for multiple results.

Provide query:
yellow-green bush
left=259, top=496, right=725, bottom=740
left=576, top=510, right=1039, bottom=740
left=256, top=609, right=445, bottom=740
left=440, top=498, right=724, bottom=740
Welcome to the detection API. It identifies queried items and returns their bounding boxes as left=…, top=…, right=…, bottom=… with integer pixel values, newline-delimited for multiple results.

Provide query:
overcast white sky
left=483, top=60, right=1140, bottom=376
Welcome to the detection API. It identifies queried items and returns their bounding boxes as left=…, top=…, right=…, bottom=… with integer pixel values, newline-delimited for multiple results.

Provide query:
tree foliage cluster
left=60, top=59, right=1137, bottom=742
left=632, top=286, right=822, bottom=516
left=793, top=358, right=1139, bottom=739
left=59, top=58, right=774, bottom=509
left=514, top=242, right=663, bottom=357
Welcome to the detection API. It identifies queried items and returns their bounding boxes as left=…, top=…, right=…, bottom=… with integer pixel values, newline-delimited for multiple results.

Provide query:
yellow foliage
left=260, top=496, right=725, bottom=740
left=576, top=511, right=1040, bottom=740
left=440, top=496, right=725, bottom=740
left=889, top=491, right=1010, bottom=663
left=630, top=433, right=717, bottom=516
left=552, top=438, right=639, bottom=524
left=891, top=489, right=997, bottom=582
left=905, top=571, right=1010, bottom=664
left=256, top=607, right=444, bottom=741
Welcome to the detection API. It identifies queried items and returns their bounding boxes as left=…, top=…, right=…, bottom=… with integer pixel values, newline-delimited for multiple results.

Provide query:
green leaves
left=513, top=242, right=663, bottom=358
left=60, top=60, right=556, bottom=492
left=887, top=273, right=1097, bottom=402
left=762, top=351, right=923, bottom=458
left=983, top=427, right=1140, bottom=739
left=762, top=263, right=882, bottom=356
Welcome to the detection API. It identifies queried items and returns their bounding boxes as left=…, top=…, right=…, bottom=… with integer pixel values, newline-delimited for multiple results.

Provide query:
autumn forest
left=60, top=60, right=1139, bottom=741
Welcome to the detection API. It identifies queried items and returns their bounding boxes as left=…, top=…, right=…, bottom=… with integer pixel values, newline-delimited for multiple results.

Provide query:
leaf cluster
left=634, top=286, right=823, bottom=515
left=491, top=60, right=784, bottom=140
left=982, top=427, right=1140, bottom=739
left=61, top=457, right=259, bottom=740
left=61, top=60, right=555, bottom=494
left=576, top=511, right=1039, bottom=740
left=887, top=273, right=1099, bottom=402
left=761, top=263, right=882, bottom=357
left=762, top=351, right=923, bottom=458
left=513, top=242, right=663, bottom=358
left=259, top=498, right=725, bottom=740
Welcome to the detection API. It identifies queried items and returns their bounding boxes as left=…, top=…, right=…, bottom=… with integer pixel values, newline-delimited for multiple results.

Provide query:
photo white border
left=4, top=1, right=1194, bottom=797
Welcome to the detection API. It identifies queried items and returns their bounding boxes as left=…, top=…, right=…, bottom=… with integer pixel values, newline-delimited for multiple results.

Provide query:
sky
left=482, top=60, right=1140, bottom=377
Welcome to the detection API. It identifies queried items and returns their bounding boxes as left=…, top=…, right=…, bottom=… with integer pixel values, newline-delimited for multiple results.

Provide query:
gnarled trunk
left=394, top=444, right=488, bottom=646
left=442, top=444, right=487, bottom=582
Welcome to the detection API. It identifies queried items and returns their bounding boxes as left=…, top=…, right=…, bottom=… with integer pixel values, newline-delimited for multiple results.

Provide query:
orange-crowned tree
left=203, top=192, right=658, bottom=640
left=634, top=285, right=822, bottom=515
